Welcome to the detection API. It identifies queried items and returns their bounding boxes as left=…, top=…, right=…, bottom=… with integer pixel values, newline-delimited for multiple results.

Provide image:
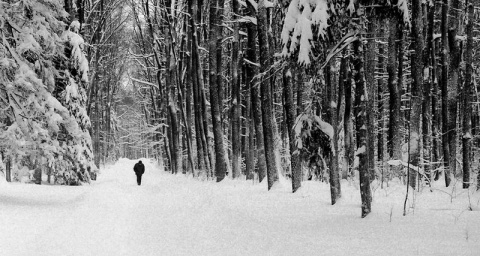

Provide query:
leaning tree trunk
left=462, top=1, right=474, bottom=189
left=353, top=37, right=372, bottom=218
left=258, top=0, right=278, bottom=190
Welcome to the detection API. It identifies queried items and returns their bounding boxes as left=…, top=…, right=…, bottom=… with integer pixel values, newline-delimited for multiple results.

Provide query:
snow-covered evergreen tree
left=0, top=0, right=95, bottom=184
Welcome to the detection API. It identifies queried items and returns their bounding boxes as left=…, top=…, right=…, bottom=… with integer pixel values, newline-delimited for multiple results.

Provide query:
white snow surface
left=1, top=158, right=480, bottom=256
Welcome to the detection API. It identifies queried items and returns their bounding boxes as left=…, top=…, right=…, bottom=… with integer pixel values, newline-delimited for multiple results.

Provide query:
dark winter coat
left=134, top=161, right=145, bottom=175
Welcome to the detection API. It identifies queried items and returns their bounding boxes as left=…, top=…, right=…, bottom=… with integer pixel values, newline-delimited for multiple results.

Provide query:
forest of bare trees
left=1, top=0, right=480, bottom=217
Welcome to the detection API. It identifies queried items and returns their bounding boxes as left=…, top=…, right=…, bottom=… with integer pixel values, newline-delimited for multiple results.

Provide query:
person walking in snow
left=133, top=160, right=145, bottom=185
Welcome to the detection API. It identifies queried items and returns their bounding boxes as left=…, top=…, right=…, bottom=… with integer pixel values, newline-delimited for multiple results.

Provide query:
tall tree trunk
left=247, top=0, right=267, bottom=183
left=245, top=71, right=255, bottom=180
left=423, top=0, right=435, bottom=183
left=462, top=1, right=474, bottom=189
left=365, top=16, right=377, bottom=181
left=216, top=0, right=226, bottom=134
left=329, top=59, right=341, bottom=203
left=446, top=0, right=461, bottom=180
left=353, top=38, right=372, bottom=218
left=209, top=0, right=228, bottom=181
left=377, top=27, right=386, bottom=185
left=441, top=0, right=451, bottom=186
left=188, top=0, right=204, bottom=171
left=343, top=55, right=354, bottom=180
left=431, top=3, right=441, bottom=180
left=191, top=0, right=212, bottom=173
left=387, top=16, right=403, bottom=179
left=284, top=68, right=301, bottom=193
left=258, top=0, right=277, bottom=190
left=231, top=0, right=241, bottom=179
left=409, top=0, right=424, bottom=189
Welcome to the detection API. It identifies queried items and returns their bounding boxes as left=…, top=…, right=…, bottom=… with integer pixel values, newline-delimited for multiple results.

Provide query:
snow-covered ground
left=1, top=158, right=480, bottom=256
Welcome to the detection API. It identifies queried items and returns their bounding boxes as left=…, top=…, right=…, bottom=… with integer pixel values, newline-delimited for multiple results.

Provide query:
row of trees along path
left=1, top=0, right=480, bottom=217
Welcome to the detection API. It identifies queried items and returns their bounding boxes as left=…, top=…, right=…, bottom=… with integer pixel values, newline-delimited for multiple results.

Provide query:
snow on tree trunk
left=353, top=38, right=372, bottom=218
left=284, top=68, right=301, bottom=193
left=387, top=15, right=403, bottom=181
left=365, top=15, right=377, bottom=182
left=329, top=60, right=341, bottom=204
left=446, top=0, right=461, bottom=180
left=258, top=0, right=278, bottom=190
left=441, top=0, right=452, bottom=187
left=408, top=0, right=424, bottom=190
left=462, top=1, right=474, bottom=189
left=246, top=3, right=267, bottom=183
left=423, top=0, right=436, bottom=184
left=209, top=0, right=228, bottom=182
left=231, top=0, right=242, bottom=179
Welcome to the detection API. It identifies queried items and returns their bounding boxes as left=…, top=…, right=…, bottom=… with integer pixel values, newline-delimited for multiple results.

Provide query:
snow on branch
left=281, top=0, right=330, bottom=65
left=237, top=16, right=257, bottom=25
left=247, top=0, right=258, bottom=11
left=397, top=0, right=411, bottom=27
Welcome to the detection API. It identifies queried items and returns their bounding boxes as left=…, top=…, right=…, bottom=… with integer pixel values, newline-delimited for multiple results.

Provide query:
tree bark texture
left=246, top=0, right=267, bottom=182
left=408, top=0, right=424, bottom=189
left=387, top=16, right=403, bottom=178
left=441, top=0, right=452, bottom=186
left=231, top=0, right=241, bottom=179
left=209, top=0, right=228, bottom=182
left=258, top=0, right=278, bottom=190
left=353, top=38, right=372, bottom=218
left=462, top=1, right=474, bottom=189
left=365, top=16, right=377, bottom=181
left=284, top=69, right=301, bottom=193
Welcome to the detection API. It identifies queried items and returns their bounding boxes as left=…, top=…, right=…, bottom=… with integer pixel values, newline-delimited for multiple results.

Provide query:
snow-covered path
left=1, top=158, right=480, bottom=256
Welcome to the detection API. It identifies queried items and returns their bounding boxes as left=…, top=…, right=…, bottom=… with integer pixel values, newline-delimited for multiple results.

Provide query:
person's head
left=139, top=160, right=142, bottom=164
